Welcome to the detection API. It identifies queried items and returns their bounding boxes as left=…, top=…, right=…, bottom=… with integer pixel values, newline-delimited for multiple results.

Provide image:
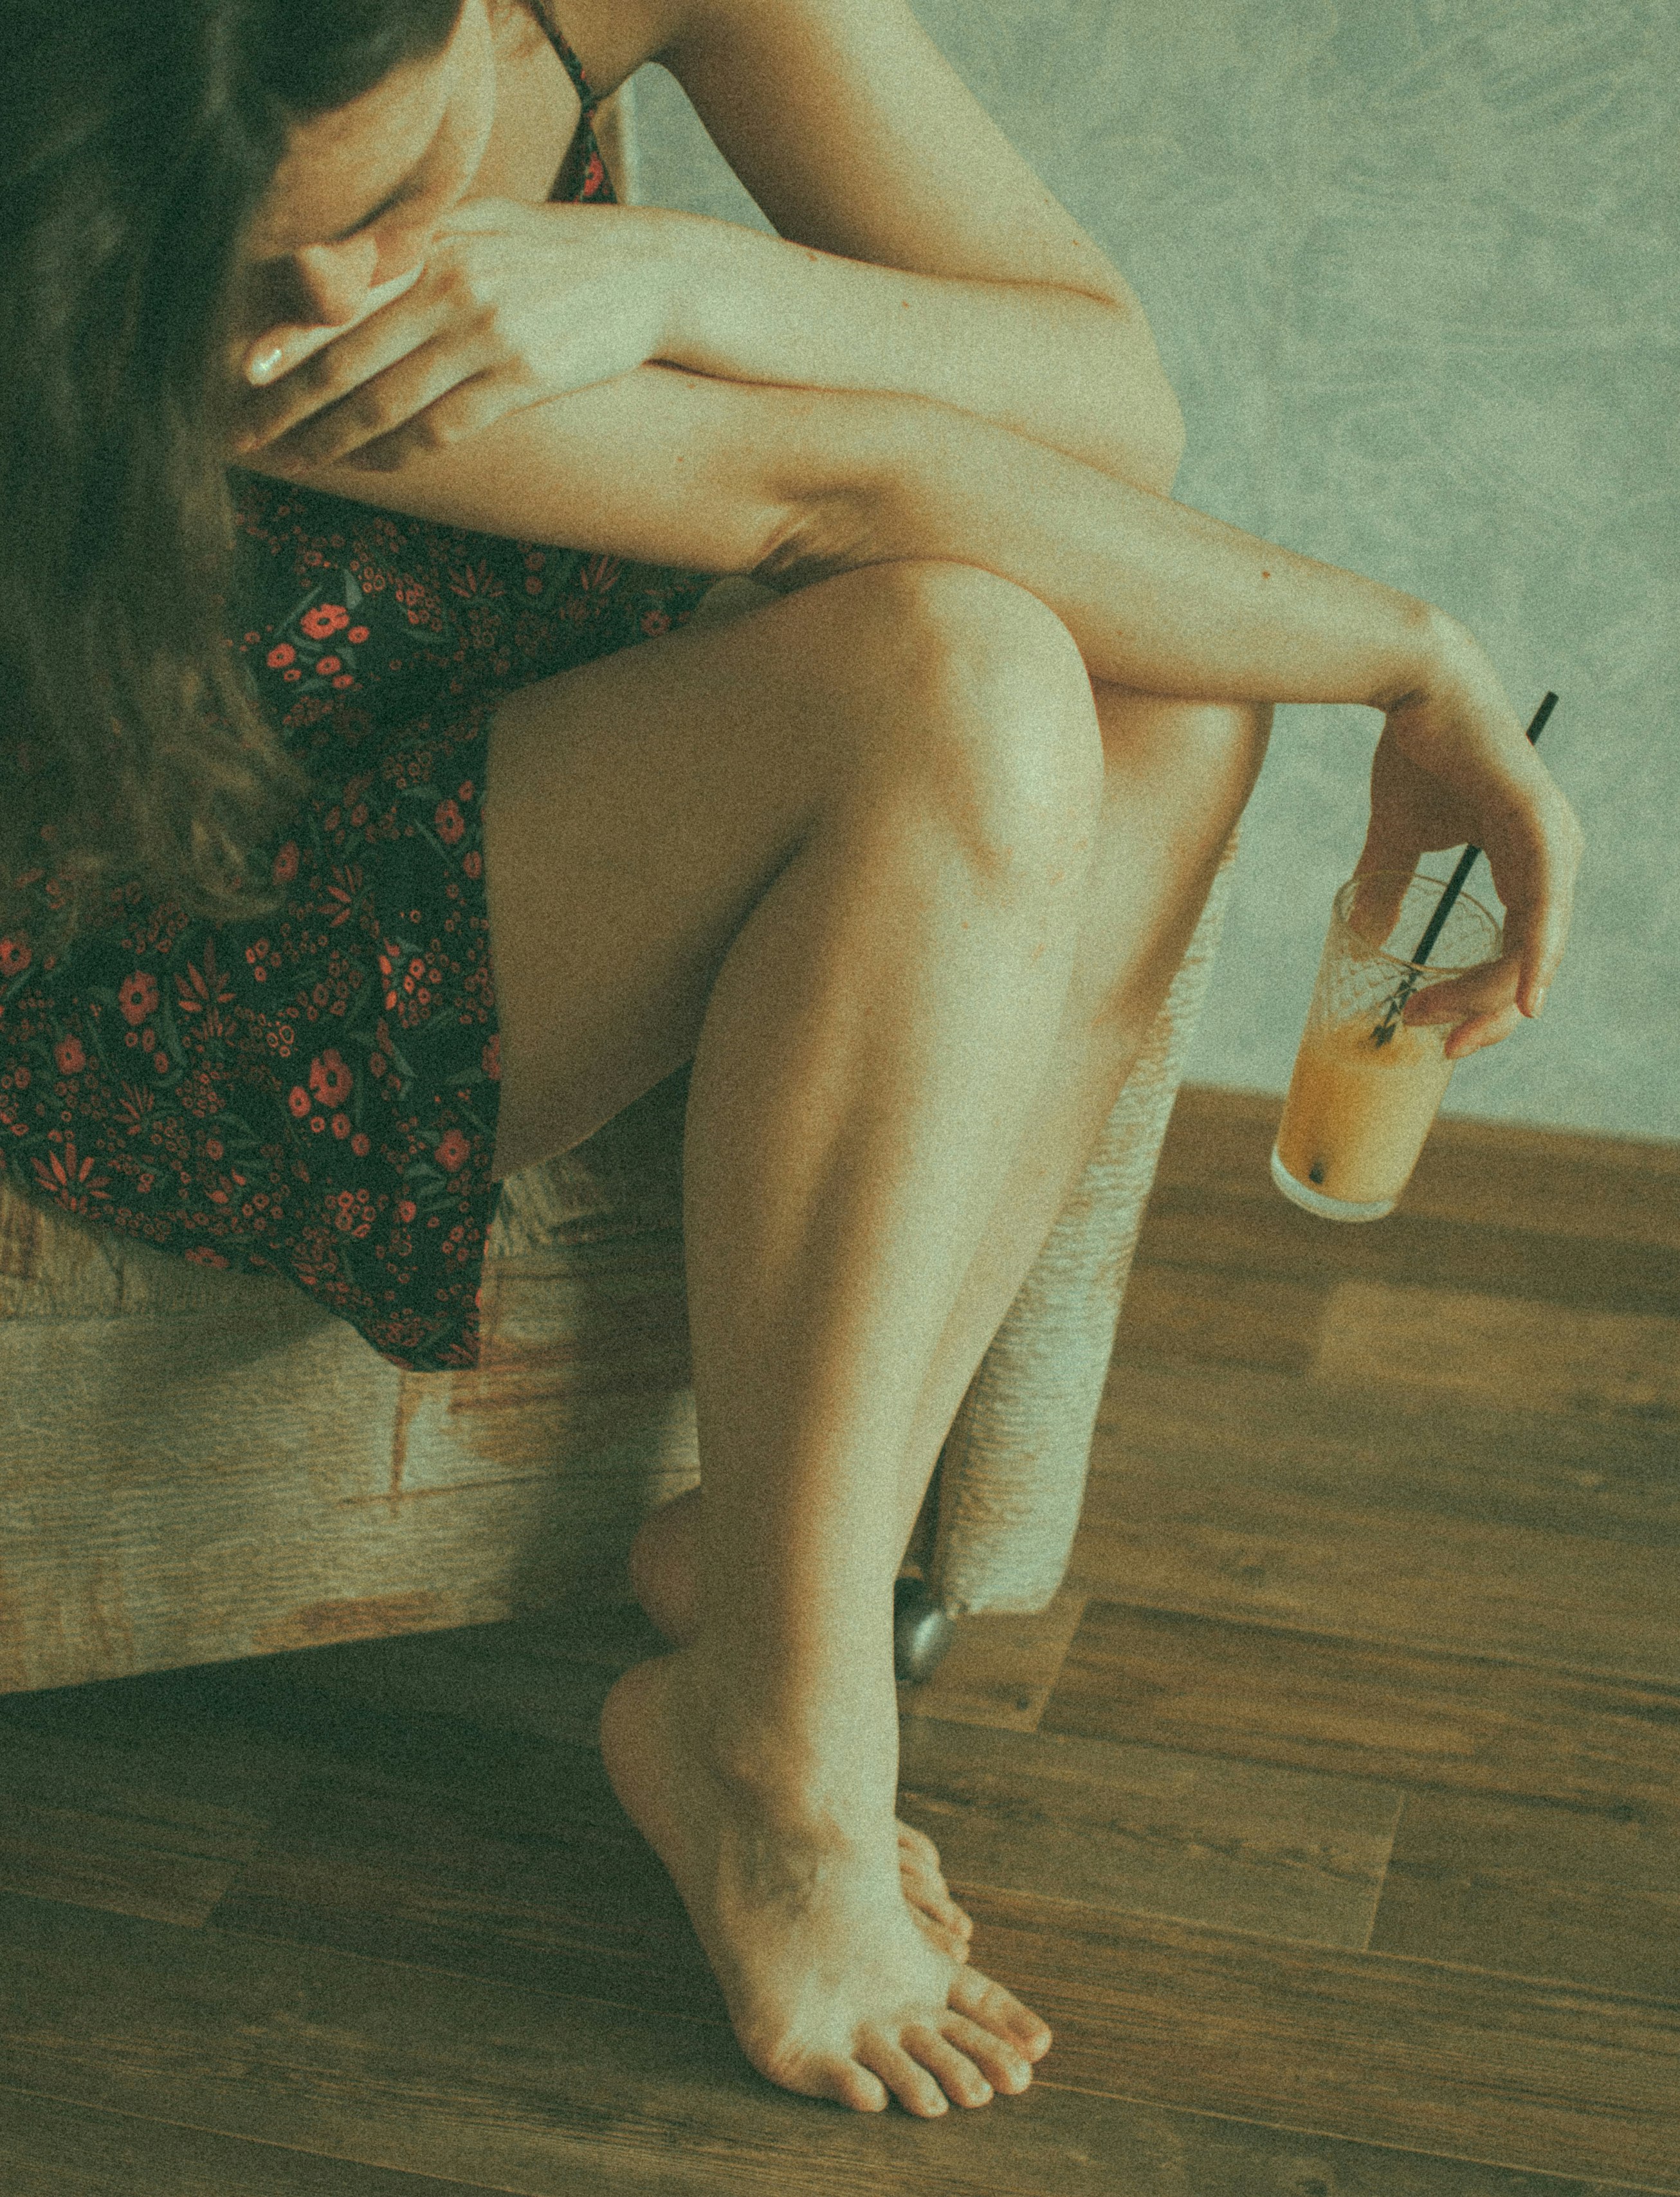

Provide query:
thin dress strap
left=541, top=10, right=602, bottom=116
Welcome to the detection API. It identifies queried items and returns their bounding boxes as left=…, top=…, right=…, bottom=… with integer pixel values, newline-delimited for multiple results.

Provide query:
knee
left=842, top=560, right=1107, bottom=877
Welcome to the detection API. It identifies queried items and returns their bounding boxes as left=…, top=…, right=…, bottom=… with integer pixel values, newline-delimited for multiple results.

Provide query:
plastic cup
left=1270, top=868, right=1504, bottom=1221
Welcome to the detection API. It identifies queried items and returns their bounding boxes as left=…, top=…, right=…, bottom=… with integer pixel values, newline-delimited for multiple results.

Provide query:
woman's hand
left=1353, top=615, right=1583, bottom=1059
left=229, top=198, right=677, bottom=474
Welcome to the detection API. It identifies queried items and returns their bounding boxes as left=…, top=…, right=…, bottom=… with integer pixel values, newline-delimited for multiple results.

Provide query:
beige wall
left=632, top=0, right=1676, bottom=1140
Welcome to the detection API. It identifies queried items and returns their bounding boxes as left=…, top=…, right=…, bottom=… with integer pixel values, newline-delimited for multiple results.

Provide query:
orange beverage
left=1271, top=869, right=1502, bottom=1222
left=1275, top=1016, right=1455, bottom=1208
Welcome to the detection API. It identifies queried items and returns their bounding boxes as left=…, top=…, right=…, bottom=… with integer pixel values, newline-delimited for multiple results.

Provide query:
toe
left=900, top=1859, right=972, bottom=1940
left=910, top=1908, right=972, bottom=1962
left=854, top=2030, right=948, bottom=2117
left=940, top=2010, right=1033, bottom=2095
left=948, top=1962, right=1054, bottom=2061
left=902, top=2022, right=994, bottom=2109
left=897, top=1821, right=940, bottom=1866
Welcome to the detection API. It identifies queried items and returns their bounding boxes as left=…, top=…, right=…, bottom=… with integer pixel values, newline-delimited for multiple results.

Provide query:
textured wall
left=631, top=0, right=1677, bottom=1139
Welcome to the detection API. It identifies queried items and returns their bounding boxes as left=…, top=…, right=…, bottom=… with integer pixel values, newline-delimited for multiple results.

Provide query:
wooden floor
left=2, top=1085, right=1676, bottom=2194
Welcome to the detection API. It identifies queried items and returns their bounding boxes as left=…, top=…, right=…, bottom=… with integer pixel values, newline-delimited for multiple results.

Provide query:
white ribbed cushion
left=927, top=835, right=1237, bottom=1614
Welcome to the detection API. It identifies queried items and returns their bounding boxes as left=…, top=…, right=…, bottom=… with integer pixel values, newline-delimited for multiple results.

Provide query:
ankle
left=671, top=1652, right=899, bottom=1827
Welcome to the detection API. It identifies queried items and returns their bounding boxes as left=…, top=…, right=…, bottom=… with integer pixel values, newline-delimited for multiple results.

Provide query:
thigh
left=480, top=559, right=1095, bottom=1178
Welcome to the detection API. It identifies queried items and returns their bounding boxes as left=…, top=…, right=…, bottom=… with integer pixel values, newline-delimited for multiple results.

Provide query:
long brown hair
left=0, top=0, right=475, bottom=959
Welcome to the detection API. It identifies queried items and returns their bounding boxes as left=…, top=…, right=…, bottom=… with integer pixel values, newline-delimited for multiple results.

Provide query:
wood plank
left=1134, top=1183, right=1680, bottom=1320
left=897, top=1590, right=1090, bottom=1733
left=1, top=1890, right=1663, bottom=2197
left=0, top=2083, right=493, bottom=2196
left=210, top=1755, right=726, bottom=2025
left=1110, top=1263, right=1329, bottom=1377
left=1074, top=1363, right=1680, bottom=1681
left=962, top=1883, right=1680, bottom=2187
left=1093, top=1357, right=1680, bottom=1557
left=1160, top=1085, right=1680, bottom=1253
left=244, top=1598, right=670, bottom=1752
left=1312, top=1281, right=1680, bottom=1422
left=0, top=1724, right=278, bottom=1928
left=1370, top=1790, right=1680, bottom=2002
left=897, top=1712, right=1400, bottom=1949
left=1041, top=1601, right=1680, bottom=1819
left=0, top=1887, right=1546, bottom=2197
left=212, top=1711, right=1396, bottom=2000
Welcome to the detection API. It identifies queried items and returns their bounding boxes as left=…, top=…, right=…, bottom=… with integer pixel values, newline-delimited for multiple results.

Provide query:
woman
left=1, top=0, right=1580, bottom=2120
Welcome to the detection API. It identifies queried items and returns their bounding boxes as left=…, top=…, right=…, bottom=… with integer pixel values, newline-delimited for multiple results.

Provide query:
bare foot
left=601, top=1651, right=1051, bottom=2114
left=629, top=1491, right=973, bottom=1960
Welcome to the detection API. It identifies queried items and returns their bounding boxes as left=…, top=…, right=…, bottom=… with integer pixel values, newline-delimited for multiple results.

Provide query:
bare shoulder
left=524, top=0, right=693, bottom=96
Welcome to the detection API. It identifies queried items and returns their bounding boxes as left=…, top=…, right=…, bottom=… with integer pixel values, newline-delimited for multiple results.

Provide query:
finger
left=1347, top=863, right=1416, bottom=951
left=1443, top=1000, right=1525, bottom=1059
left=266, top=341, right=497, bottom=472
left=1483, top=792, right=1584, bottom=1020
left=327, top=369, right=523, bottom=475
left=237, top=264, right=436, bottom=447
left=1503, top=872, right=1575, bottom=1021
left=1401, top=960, right=1516, bottom=1038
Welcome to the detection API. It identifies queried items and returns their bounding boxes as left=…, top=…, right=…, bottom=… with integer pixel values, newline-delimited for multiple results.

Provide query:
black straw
left=1370, top=691, right=1558, bottom=1045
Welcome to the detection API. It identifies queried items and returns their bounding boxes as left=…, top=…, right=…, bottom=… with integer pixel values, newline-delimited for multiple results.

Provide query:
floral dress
left=0, top=22, right=716, bottom=1372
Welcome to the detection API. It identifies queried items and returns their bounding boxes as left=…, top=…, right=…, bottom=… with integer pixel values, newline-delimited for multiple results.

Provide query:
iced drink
left=1270, top=869, right=1503, bottom=1222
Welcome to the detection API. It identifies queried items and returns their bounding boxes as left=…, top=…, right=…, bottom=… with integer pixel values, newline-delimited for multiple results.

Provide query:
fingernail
left=249, top=345, right=284, bottom=385
left=1526, top=987, right=1548, bottom=1019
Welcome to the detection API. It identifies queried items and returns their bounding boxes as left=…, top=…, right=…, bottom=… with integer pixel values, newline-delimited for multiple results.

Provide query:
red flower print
left=316, top=656, right=342, bottom=677
left=462, top=850, right=482, bottom=881
left=33, top=1132, right=108, bottom=1208
left=332, top=1112, right=351, bottom=1139
left=581, top=148, right=605, bottom=196
left=308, top=1048, right=353, bottom=1108
left=482, top=1033, right=500, bottom=1080
left=436, top=1127, right=470, bottom=1172
left=55, top=1035, right=86, bottom=1075
left=288, top=1085, right=310, bottom=1117
left=351, top=1132, right=371, bottom=1157
left=284, top=668, right=302, bottom=682
left=332, top=675, right=355, bottom=690
left=267, top=643, right=296, bottom=669
left=272, top=841, right=299, bottom=886
left=641, top=608, right=671, bottom=636
left=205, top=1137, right=224, bottom=1160
left=12, top=1066, right=28, bottom=1089
left=0, top=936, right=32, bottom=977
left=186, top=1246, right=230, bottom=1269
left=118, top=969, right=160, bottom=1026
left=434, top=798, right=465, bottom=846
left=525, top=576, right=543, bottom=596
left=300, top=603, right=351, bottom=640
left=348, top=625, right=370, bottom=644
left=397, top=1199, right=417, bottom=1223
left=458, top=781, right=474, bottom=803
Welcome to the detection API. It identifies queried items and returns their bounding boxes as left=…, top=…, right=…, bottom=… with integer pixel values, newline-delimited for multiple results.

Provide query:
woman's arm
left=645, top=208, right=1185, bottom=495
left=757, top=388, right=1436, bottom=707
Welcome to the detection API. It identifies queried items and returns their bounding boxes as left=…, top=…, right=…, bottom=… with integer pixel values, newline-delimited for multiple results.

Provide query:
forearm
left=759, top=394, right=1438, bottom=710
left=650, top=208, right=1185, bottom=495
